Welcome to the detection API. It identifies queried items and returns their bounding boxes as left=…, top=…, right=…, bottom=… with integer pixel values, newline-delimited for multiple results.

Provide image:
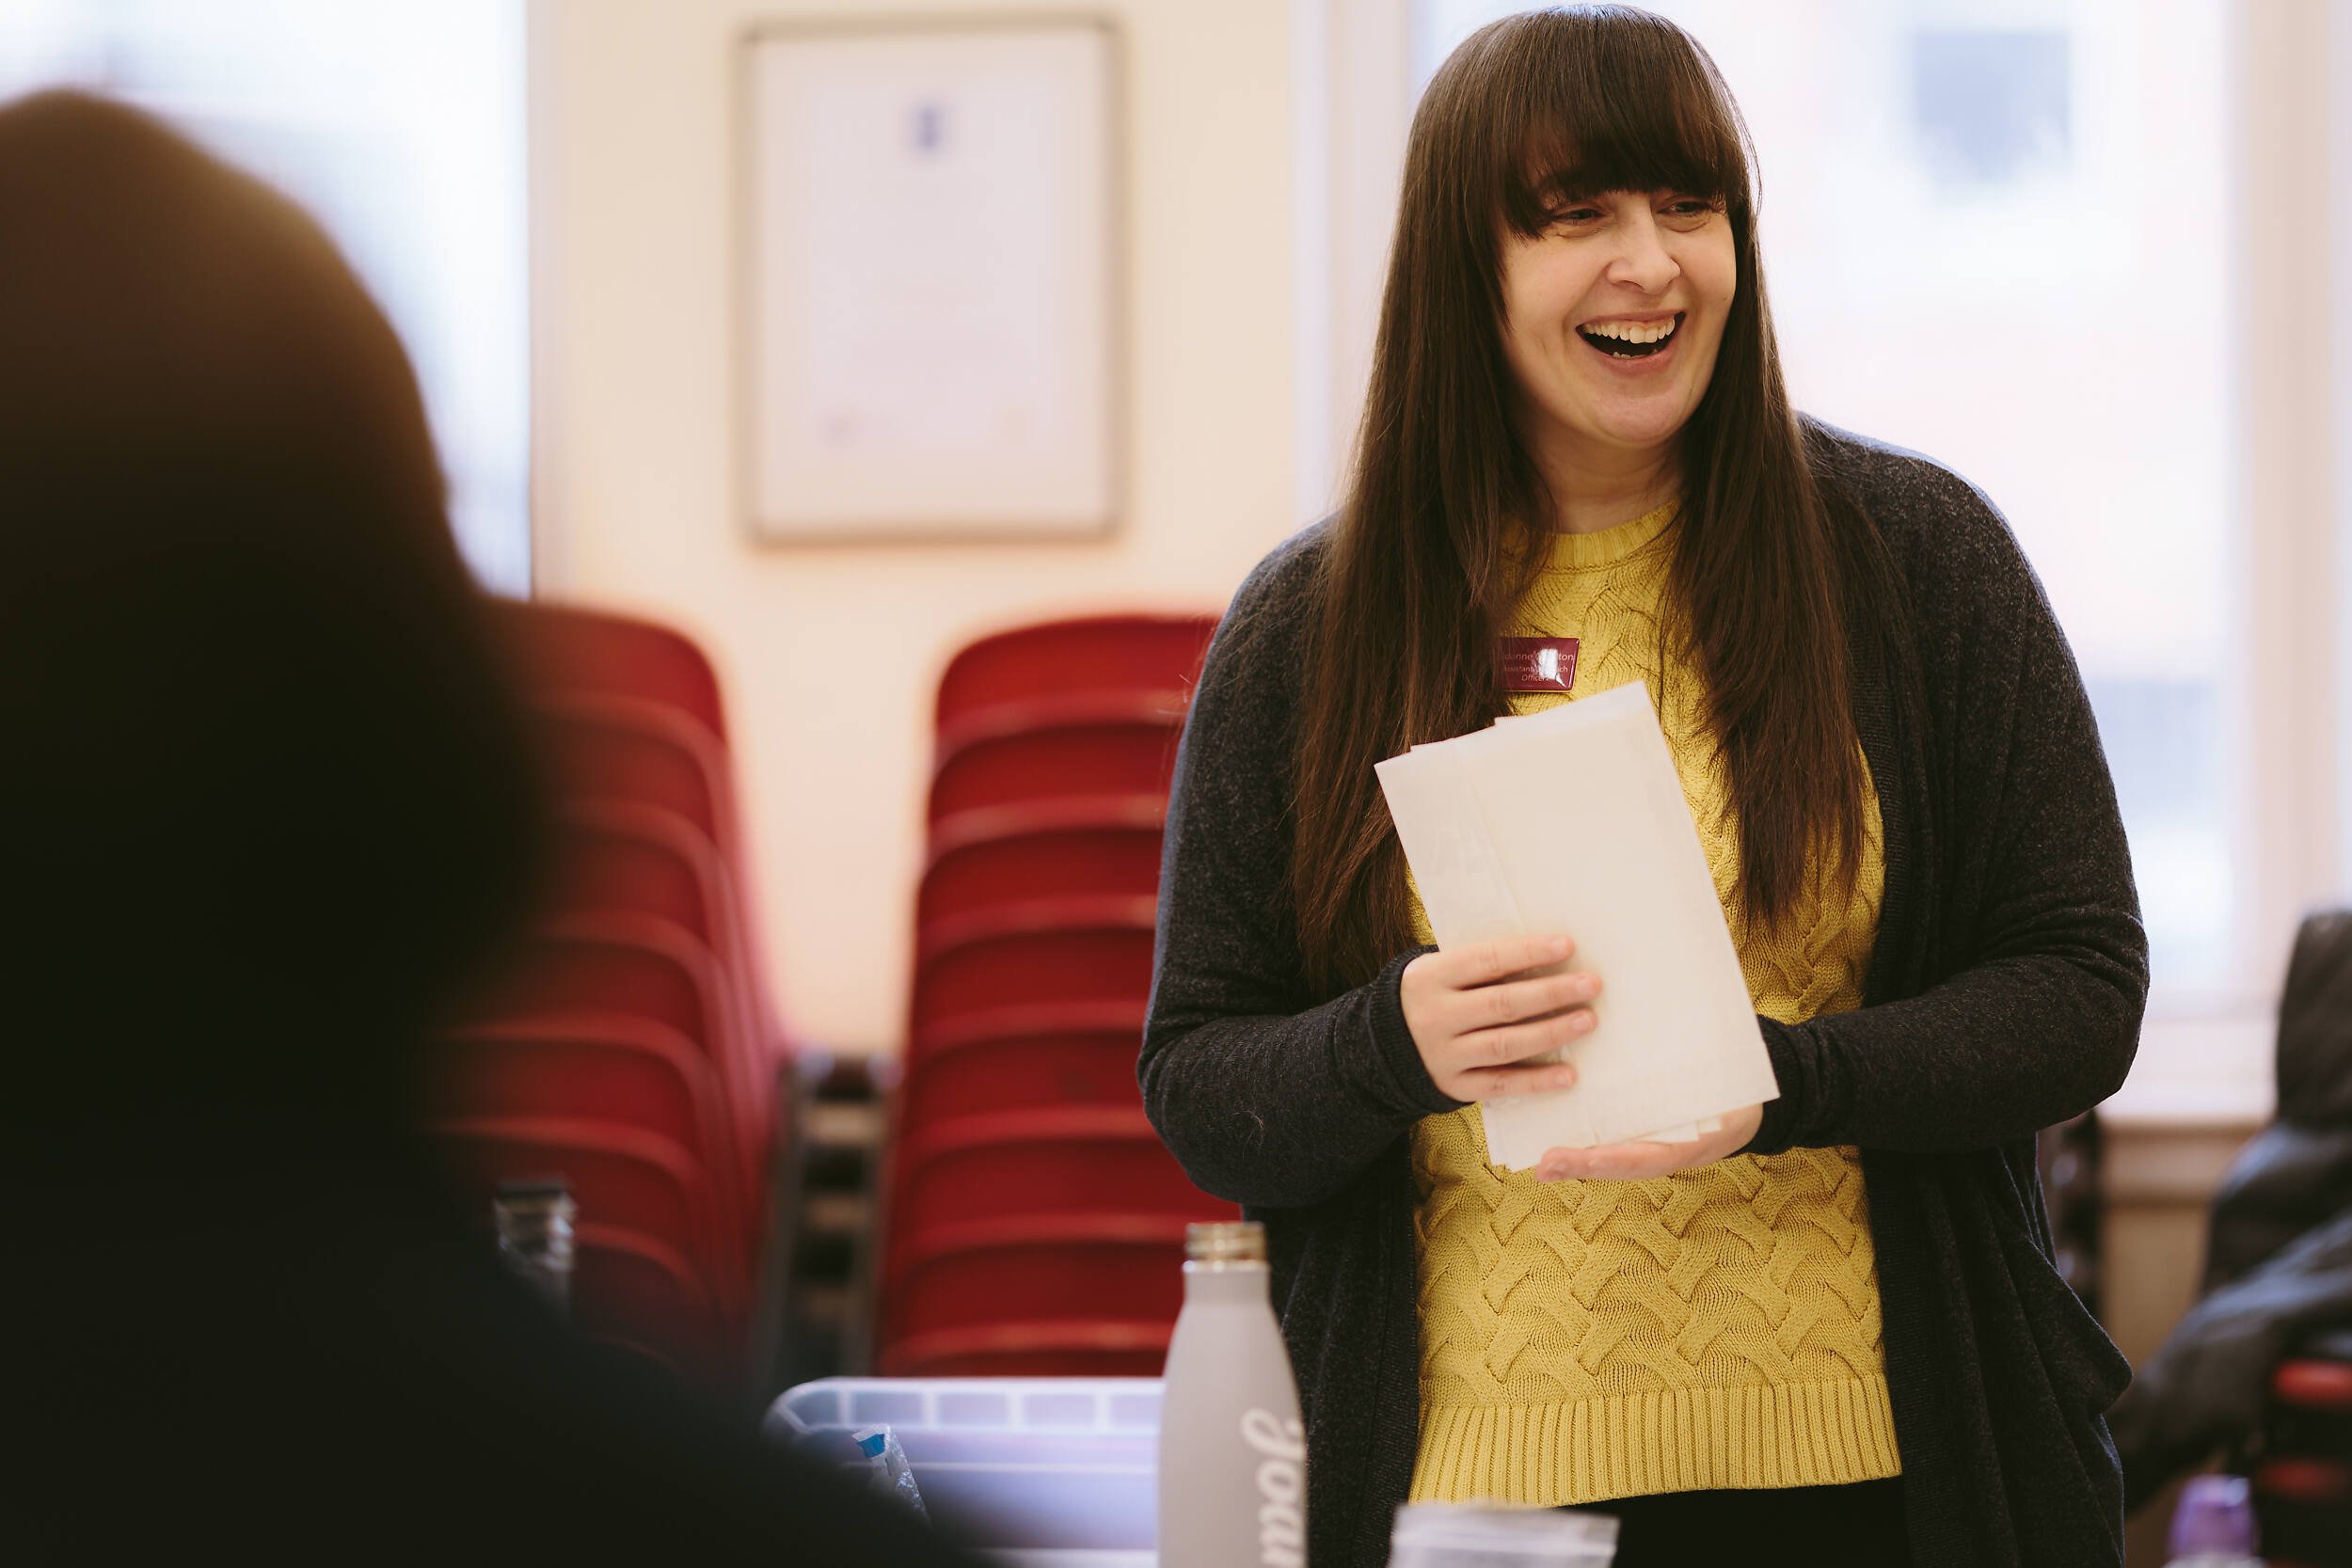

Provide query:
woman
left=1141, top=8, right=2144, bottom=1567
left=0, top=90, right=971, bottom=1565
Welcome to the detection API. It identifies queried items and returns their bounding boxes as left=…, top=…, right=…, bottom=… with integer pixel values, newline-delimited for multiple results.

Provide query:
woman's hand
left=1400, top=934, right=1600, bottom=1104
left=1532, top=1102, right=1764, bottom=1181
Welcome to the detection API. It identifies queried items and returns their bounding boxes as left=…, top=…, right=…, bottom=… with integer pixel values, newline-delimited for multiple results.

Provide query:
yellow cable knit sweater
left=1406, top=500, right=1901, bottom=1506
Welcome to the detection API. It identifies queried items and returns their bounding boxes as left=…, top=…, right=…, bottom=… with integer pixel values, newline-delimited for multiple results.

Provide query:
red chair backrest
left=901, top=1002, right=1148, bottom=1127
left=528, top=703, right=787, bottom=1105
left=543, top=802, right=731, bottom=953
left=456, top=915, right=769, bottom=1212
left=529, top=694, right=737, bottom=862
left=537, top=802, right=771, bottom=1112
left=879, top=1322, right=1170, bottom=1378
left=2275, top=1356, right=2352, bottom=1410
left=879, top=1214, right=1187, bottom=1352
left=419, top=1015, right=738, bottom=1215
left=887, top=1106, right=1226, bottom=1248
left=910, top=910, right=1158, bottom=1038
left=493, top=599, right=729, bottom=747
left=918, top=802, right=1165, bottom=935
left=934, top=613, right=1217, bottom=734
left=928, top=700, right=1186, bottom=824
left=470, top=916, right=726, bottom=1066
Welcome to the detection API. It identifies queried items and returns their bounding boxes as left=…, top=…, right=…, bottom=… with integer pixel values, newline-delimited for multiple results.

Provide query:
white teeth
left=1581, top=316, right=1678, bottom=345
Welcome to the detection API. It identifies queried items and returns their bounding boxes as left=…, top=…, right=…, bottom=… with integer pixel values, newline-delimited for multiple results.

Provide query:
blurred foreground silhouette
left=0, top=90, right=966, bottom=1562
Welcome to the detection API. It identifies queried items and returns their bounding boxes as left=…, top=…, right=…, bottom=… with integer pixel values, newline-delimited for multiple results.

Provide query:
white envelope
left=1375, top=681, right=1775, bottom=1168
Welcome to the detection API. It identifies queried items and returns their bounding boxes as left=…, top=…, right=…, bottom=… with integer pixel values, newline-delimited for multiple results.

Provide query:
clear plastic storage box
left=765, top=1378, right=1160, bottom=1567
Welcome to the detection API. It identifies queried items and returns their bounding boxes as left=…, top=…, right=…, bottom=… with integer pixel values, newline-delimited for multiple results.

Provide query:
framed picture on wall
left=737, top=16, right=1121, bottom=543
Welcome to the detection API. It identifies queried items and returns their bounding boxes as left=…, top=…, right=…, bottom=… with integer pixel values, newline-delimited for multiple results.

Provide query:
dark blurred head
left=0, top=92, right=541, bottom=1161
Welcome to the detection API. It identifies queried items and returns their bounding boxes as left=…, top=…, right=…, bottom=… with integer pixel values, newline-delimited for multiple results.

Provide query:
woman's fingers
left=1431, top=933, right=1575, bottom=989
left=1400, top=936, right=1598, bottom=1103
left=1464, top=1058, right=1581, bottom=1099
left=1538, top=1142, right=1677, bottom=1181
left=1532, top=1105, right=1763, bottom=1180
left=1490, top=967, right=1600, bottom=1027
left=1445, top=962, right=1601, bottom=1034
left=1459, top=1002, right=1597, bottom=1069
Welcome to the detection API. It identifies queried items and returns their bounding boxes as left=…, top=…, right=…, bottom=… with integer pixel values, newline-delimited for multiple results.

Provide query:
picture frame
left=736, top=15, right=1122, bottom=543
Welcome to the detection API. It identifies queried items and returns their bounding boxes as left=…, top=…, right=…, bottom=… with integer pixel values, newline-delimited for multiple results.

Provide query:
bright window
left=0, top=0, right=532, bottom=594
left=1417, top=0, right=2238, bottom=999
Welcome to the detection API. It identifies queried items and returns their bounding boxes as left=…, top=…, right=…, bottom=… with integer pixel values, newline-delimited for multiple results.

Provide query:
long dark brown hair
left=1292, top=5, right=1899, bottom=995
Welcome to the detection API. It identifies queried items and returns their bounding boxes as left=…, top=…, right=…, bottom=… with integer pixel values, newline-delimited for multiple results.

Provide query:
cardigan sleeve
left=1139, top=532, right=1462, bottom=1209
left=1743, top=457, right=2150, bottom=1157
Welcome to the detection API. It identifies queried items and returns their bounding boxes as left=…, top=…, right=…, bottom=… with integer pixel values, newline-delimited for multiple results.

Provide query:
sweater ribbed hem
left=1407, top=1372, right=1902, bottom=1506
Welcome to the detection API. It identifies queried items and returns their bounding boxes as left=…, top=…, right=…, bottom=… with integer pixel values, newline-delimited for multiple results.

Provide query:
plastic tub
left=767, top=1377, right=1159, bottom=1564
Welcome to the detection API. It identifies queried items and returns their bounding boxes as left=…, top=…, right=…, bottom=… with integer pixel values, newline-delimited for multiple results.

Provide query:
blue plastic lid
left=2169, top=1474, right=2257, bottom=1557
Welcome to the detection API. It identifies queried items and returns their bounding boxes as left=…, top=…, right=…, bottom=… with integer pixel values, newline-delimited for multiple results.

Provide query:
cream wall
left=528, top=0, right=1306, bottom=1053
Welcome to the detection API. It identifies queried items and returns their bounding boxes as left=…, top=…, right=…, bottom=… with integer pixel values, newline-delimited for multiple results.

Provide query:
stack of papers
left=1375, top=682, right=1776, bottom=1169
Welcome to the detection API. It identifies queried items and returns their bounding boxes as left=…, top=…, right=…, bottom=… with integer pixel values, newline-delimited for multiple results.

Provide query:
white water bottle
left=1158, top=1220, right=1307, bottom=1568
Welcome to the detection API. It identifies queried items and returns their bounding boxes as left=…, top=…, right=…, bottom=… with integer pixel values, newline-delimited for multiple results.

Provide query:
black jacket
left=1142, top=423, right=2147, bottom=1568
left=2110, top=910, right=2352, bottom=1503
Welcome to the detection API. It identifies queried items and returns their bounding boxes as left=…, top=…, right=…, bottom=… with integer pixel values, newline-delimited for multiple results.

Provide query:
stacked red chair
left=2256, top=1330, right=2352, bottom=1567
left=421, top=601, right=790, bottom=1402
left=878, top=612, right=1234, bottom=1376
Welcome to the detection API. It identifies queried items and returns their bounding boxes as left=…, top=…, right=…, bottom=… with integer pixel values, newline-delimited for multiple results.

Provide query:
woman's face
left=1496, top=187, right=1738, bottom=481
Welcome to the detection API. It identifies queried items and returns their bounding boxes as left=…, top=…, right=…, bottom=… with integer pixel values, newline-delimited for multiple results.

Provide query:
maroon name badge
left=1499, top=636, right=1579, bottom=693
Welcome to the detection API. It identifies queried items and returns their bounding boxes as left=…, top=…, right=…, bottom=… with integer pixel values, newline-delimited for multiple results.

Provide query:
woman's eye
left=1661, top=198, right=1715, bottom=218
left=1549, top=207, right=1600, bottom=225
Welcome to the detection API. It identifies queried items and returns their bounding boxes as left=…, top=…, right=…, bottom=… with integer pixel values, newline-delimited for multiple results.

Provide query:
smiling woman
left=1140, top=8, right=2147, bottom=1568
left=1295, top=3, right=1879, bottom=1009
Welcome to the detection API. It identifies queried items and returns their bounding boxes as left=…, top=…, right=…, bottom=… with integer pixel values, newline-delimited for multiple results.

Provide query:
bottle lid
left=1185, top=1221, right=1266, bottom=1264
left=495, top=1176, right=572, bottom=1205
left=2169, top=1474, right=2257, bottom=1558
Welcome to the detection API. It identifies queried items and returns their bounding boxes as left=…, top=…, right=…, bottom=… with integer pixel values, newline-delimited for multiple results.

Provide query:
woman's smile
left=1576, top=309, right=1685, bottom=371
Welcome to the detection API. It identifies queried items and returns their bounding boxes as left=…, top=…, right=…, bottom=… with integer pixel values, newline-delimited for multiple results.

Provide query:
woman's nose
left=1605, top=211, right=1679, bottom=293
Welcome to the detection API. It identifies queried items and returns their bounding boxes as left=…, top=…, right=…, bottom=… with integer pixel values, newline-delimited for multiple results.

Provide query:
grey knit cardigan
left=1140, top=422, right=2148, bottom=1568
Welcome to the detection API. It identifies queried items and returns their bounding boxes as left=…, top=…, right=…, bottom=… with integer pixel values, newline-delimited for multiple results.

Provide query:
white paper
left=1375, top=682, right=1776, bottom=1168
